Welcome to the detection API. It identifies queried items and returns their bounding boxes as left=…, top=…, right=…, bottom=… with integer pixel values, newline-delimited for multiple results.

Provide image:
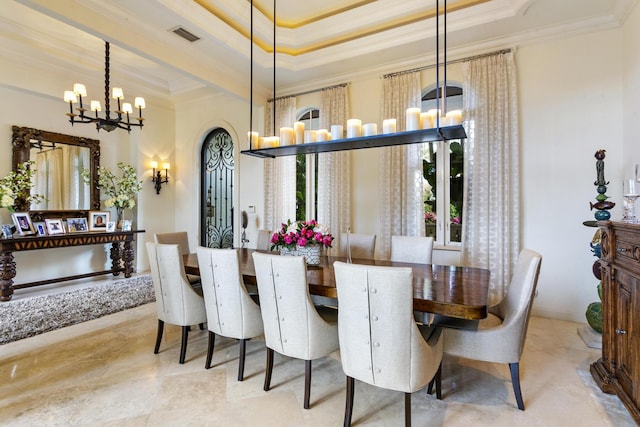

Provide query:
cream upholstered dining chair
left=432, top=248, right=542, bottom=410
left=334, top=261, right=443, bottom=427
left=154, top=231, right=201, bottom=287
left=256, top=229, right=273, bottom=251
left=252, top=252, right=339, bottom=409
left=196, top=247, right=264, bottom=380
left=340, top=233, right=376, bottom=259
left=146, top=242, right=207, bottom=364
left=391, top=235, right=434, bottom=264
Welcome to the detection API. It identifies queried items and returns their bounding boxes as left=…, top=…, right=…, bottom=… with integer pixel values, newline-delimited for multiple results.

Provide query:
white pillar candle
left=327, top=132, right=332, bottom=140
left=279, top=127, right=294, bottom=146
left=258, top=137, right=265, bottom=148
left=248, top=131, right=260, bottom=149
left=270, top=136, right=280, bottom=147
left=316, top=129, right=329, bottom=141
left=406, top=108, right=421, bottom=131
left=382, top=119, right=397, bottom=134
left=331, top=125, right=344, bottom=140
left=347, top=119, right=362, bottom=138
left=304, top=130, right=317, bottom=143
left=362, top=123, right=378, bottom=136
left=426, top=109, right=440, bottom=128
left=294, top=121, right=305, bottom=144
left=444, top=110, right=462, bottom=126
left=420, top=113, right=432, bottom=129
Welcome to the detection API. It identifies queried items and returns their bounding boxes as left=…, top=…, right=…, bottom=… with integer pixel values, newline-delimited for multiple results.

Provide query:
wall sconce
left=151, top=161, right=169, bottom=194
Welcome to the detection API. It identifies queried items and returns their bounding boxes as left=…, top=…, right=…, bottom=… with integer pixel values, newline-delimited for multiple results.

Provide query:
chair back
left=390, top=236, right=434, bottom=264
left=252, top=252, right=338, bottom=360
left=256, top=229, right=273, bottom=251
left=334, top=261, right=443, bottom=393
left=341, top=233, right=376, bottom=259
left=196, top=247, right=263, bottom=339
left=154, top=231, right=191, bottom=256
left=146, top=242, right=206, bottom=326
left=496, top=249, right=543, bottom=355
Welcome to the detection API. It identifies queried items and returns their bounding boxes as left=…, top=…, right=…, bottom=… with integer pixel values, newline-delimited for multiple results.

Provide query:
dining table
left=183, top=248, right=491, bottom=320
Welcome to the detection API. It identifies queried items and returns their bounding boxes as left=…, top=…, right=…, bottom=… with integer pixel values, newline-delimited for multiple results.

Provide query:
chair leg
left=205, top=331, right=216, bottom=369
left=426, top=363, right=442, bottom=399
left=264, top=347, right=274, bottom=391
left=344, top=376, right=355, bottom=427
left=238, top=339, right=247, bottom=381
left=509, top=362, right=525, bottom=410
left=179, top=325, right=189, bottom=364
left=435, top=362, right=442, bottom=400
left=404, top=392, right=411, bottom=427
left=153, top=319, right=164, bottom=354
left=304, top=360, right=312, bottom=409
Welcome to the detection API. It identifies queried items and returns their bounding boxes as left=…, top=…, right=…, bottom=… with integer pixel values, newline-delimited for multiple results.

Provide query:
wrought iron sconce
left=151, top=161, right=169, bottom=194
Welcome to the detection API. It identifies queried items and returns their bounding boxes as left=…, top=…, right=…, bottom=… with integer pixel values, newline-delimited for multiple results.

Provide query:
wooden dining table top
left=184, top=248, right=491, bottom=320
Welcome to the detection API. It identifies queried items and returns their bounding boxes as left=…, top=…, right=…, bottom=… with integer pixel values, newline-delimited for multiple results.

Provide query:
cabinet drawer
left=614, top=235, right=640, bottom=275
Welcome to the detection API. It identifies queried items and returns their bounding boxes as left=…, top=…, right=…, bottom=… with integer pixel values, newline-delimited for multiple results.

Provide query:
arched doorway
left=201, top=128, right=234, bottom=248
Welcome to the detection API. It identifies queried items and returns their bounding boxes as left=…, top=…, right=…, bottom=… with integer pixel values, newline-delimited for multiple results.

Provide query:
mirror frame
left=11, top=125, right=100, bottom=218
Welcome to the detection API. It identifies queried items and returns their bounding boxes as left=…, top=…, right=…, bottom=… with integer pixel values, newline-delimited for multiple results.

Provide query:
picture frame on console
left=89, top=211, right=109, bottom=231
left=45, top=218, right=65, bottom=235
left=106, top=221, right=116, bottom=232
left=34, top=222, right=47, bottom=236
left=11, top=212, right=35, bottom=236
left=67, top=218, right=88, bottom=233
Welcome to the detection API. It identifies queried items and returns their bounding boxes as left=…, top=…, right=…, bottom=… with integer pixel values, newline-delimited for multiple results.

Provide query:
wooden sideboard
left=591, top=221, right=640, bottom=423
left=0, top=229, right=144, bottom=301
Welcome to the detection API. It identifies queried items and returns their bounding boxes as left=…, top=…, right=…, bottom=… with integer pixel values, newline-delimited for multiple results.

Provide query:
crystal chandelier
left=63, top=41, right=146, bottom=133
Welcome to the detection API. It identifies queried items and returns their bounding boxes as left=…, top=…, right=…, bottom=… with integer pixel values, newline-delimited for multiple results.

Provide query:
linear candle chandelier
left=63, top=41, right=146, bottom=133
left=242, top=0, right=465, bottom=158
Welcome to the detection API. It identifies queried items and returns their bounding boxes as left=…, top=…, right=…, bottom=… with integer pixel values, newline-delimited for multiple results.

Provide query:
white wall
left=623, top=2, right=640, bottom=177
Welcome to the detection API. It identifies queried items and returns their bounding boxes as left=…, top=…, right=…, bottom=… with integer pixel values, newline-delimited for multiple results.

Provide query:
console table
left=0, top=229, right=145, bottom=301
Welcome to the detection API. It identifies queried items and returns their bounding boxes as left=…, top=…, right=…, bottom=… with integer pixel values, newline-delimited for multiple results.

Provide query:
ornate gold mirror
left=11, top=126, right=100, bottom=217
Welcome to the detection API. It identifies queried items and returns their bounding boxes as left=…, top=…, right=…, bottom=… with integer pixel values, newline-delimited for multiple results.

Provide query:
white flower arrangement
left=0, top=161, right=45, bottom=211
left=85, top=162, right=143, bottom=210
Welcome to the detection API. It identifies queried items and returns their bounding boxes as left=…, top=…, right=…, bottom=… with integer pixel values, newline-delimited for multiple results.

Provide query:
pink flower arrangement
left=270, top=219, right=334, bottom=251
left=425, top=211, right=437, bottom=223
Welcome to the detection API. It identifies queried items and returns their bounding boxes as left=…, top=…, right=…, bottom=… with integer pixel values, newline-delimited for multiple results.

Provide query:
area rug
left=0, top=274, right=154, bottom=345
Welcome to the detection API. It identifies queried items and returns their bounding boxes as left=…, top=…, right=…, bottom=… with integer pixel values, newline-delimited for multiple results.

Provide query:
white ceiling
left=2, top=0, right=637, bottom=104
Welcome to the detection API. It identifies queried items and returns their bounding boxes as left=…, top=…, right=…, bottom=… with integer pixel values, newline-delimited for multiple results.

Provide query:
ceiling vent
left=170, top=26, right=200, bottom=42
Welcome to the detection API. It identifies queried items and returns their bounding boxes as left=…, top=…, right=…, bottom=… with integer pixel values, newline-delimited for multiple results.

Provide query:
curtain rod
left=268, top=82, right=349, bottom=103
left=383, top=48, right=513, bottom=79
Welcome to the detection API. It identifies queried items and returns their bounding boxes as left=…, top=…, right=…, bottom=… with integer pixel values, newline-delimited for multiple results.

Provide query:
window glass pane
left=449, top=141, right=463, bottom=243
left=423, top=142, right=437, bottom=240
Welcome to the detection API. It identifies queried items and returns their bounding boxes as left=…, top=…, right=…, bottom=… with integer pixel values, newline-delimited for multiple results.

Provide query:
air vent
left=170, top=26, right=200, bottom=43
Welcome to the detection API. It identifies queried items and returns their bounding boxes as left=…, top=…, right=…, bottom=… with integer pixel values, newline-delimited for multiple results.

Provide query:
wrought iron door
left=201, top=128, right=234, bottom=248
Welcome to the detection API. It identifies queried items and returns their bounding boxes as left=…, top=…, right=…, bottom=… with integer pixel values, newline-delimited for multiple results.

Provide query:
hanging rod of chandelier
left=63, top=41, right=146, bottom=133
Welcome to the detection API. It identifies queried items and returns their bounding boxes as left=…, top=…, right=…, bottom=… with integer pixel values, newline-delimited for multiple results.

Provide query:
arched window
left=296, top=107, right=319, bottom=221
left=200, top=128, right=234, bottom=248
left=421, top=84, right=464, bottom=246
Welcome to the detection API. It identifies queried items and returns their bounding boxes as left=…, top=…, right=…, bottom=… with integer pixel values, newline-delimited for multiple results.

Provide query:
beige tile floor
left=0, top=300, right=634, bottom=426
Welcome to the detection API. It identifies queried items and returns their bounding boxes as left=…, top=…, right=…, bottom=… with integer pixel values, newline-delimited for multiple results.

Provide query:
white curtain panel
left=264, top=96, right=297, bottom=230
left=462, top=50, right=520, bottom=304
left=318, top=85, right=351, bottom=256
left=379, top=71, right=425, bottom=260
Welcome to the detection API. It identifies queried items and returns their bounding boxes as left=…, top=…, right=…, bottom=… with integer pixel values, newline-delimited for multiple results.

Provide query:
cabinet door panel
left=614, top=269, right=637, bottom=402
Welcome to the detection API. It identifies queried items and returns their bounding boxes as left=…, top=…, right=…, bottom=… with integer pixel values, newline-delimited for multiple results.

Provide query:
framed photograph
left=121, top=220, right=132, bottom=231
left=89, top=211, right=110, bottom=231
left=45, top=218, right=65, bottom=235
left=2, top=224, right=14, bottom=239
left=11, top=212, right=35, bottom=236
left=67, top=218, right=88, bottom=233
left=34, top=222, right=47, bottom=236
left=106, top=221, right=116, bottom=233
